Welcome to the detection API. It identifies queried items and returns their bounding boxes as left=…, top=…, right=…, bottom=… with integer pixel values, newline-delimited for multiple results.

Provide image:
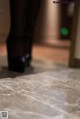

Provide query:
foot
left=8, top=57, right=26, bottom=73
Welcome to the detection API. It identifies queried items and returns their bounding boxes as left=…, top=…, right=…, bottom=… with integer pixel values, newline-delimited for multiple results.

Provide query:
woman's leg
left=7, top=0, right=27, bottom=72
left=8, top=0, right=27, bottom=56
left=24, top=0, right=41, bottom=62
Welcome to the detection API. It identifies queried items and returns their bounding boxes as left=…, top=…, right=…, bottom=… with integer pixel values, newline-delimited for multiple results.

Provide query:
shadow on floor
left=0, top=56, right=68, bottom=79
left=0, top=66, right=35, bottom=79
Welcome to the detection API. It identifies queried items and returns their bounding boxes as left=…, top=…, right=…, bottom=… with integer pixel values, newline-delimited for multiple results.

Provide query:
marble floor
left=0, top=67, right=80, bottom=119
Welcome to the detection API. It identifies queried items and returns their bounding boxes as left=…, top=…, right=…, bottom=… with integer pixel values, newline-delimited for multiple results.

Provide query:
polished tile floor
left=0, top=41, right=79, bottom=119
left=0, top=69, right=80, bottom=119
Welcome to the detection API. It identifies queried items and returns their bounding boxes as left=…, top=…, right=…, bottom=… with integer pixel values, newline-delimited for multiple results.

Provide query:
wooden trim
left=69, top=0, right=80, bottom=67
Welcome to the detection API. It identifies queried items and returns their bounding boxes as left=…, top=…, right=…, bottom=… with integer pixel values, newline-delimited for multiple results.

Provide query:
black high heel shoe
left=8, top=56, right=26, bottom=73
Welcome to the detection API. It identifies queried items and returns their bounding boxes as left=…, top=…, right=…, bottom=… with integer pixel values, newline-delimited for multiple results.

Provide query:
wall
left=0, top=0, right=60, bottom=42
left=34, top=0, right=60, bottom=41
left=0, top=0, right=10, bottom=43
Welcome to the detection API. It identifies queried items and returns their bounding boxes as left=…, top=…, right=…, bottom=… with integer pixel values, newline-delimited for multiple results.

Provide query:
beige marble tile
left=0, top=69, right=80, bottom=119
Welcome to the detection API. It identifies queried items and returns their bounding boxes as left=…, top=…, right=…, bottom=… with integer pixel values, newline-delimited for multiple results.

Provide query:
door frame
left=69, top=0, right=80, bottom=67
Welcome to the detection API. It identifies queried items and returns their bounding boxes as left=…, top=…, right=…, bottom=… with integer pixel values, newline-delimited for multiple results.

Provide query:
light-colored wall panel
left=34, top=0, right=60, bottom=41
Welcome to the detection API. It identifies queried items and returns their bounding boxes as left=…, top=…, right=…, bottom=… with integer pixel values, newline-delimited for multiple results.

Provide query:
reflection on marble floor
left=0, top=69, right=80, bottom=119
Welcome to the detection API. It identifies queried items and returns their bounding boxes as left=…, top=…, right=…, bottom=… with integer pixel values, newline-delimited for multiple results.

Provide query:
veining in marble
left=0, top=69, right=80, bottom=119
